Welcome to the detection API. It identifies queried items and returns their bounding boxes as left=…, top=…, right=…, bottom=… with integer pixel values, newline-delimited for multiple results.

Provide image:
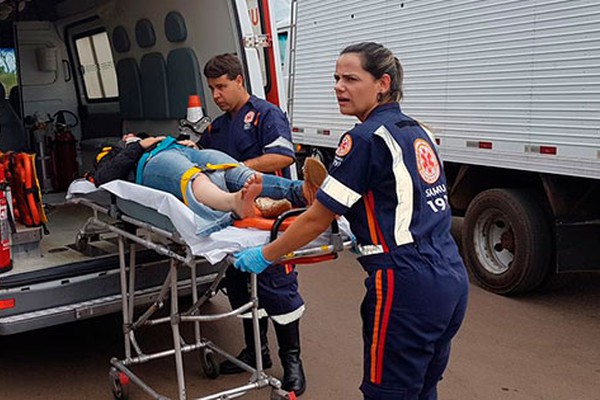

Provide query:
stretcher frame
left=71, top=195, right=353, bottom=400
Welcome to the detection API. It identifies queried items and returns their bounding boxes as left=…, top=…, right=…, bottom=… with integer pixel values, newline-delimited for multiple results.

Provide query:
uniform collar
left=228, top=95, right=258, bottom=119
left=246, top=94, right=260, bottom=109
left=369, top=102, right=401, bottom=118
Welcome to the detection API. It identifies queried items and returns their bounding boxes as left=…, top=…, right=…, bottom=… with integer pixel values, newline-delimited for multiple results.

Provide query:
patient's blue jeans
left=142, top=146, right=304, bottom=236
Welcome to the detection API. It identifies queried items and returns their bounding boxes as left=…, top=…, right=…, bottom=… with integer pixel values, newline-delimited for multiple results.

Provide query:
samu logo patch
left=243, top=111, right=256, bottom=130
left=414, top=138, right=440, bottom=184
left=336, top=133, right=353, bottom=157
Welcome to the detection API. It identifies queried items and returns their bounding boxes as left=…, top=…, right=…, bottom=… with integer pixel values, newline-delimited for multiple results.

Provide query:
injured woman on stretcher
left=89, top=133, right=328, bottom=238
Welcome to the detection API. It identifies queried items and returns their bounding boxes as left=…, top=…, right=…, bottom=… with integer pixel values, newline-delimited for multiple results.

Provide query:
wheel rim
left=472, top=208, right=515, bottom=275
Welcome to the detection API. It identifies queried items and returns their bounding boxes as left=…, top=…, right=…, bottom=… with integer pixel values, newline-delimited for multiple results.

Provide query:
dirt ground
left=1, top=251, right=599, bottom=399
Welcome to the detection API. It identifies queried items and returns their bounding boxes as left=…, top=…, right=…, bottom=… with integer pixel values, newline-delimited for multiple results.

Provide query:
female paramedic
left=234, top=42, right=469, bottom=399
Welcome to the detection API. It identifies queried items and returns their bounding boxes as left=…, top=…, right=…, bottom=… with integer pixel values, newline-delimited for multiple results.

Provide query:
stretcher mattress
left=67, top=179, right=353, bottom=264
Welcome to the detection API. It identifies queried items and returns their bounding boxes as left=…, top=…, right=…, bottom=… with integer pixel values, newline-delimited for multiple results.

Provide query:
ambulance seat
left=116, top=58, right=144, bottom=119
left=167, top=48, right=205, bottom=119
left=140, top=53, right=169, bottom=119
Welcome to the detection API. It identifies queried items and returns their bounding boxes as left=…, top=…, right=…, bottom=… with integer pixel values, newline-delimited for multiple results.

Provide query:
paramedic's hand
left=140, top=136, right=166, bottom=149
left=233, top=246, right=272, bottom=274
left=177, top=139, right=199, bottom=149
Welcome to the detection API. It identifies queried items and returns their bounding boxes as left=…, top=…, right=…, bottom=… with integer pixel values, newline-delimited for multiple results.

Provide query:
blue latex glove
left=233, top=246, right=271, bottom=274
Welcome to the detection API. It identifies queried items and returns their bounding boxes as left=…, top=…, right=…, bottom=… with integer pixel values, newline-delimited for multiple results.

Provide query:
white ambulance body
left=0, top=0, right=285, bottom=335
left=288, top=0, right=600, bottom=294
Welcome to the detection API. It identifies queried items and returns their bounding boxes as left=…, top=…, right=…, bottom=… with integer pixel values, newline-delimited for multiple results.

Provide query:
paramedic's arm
left=262, top=201, right=336, bottom=261
left=94, top=137, right=164, bottom=185
left=242, top=153, right=294, bottom=173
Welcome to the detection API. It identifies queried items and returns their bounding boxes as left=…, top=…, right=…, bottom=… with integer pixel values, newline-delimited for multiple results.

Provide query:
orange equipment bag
left=0, top=151, right=48, bottom=229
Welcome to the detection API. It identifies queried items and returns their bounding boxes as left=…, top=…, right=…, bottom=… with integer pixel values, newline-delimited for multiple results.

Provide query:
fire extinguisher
left=50, top=110, right=80, bottom=192
left=0, top=163, right=13, bottom=274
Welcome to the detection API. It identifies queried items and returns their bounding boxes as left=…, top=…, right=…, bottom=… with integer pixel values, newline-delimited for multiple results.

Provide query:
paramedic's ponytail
left=341, top=42, right=404, bottom=103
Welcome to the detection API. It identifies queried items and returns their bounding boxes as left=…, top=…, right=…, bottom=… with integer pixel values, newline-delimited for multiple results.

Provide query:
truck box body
left=289, top=0, right=600, bottom=179
left=0, top=0, right=285, bottom=334
left=288, top=0, right=600, bottom=294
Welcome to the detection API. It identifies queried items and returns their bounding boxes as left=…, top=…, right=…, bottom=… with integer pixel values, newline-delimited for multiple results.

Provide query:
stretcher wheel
left=75, top=233, right=89, bottom=252
left=109, top=368, right=130, bottom=400
left=201, top=348, right=220, bottom=379
left=271, top=388, right=296, bottom=400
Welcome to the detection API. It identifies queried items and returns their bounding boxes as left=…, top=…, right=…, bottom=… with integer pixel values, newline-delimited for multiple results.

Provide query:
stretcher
left=66, top=179, right=354, bottom=400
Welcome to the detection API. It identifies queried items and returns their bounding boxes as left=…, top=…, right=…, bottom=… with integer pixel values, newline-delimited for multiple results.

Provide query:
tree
left=0, top=48, right=16, bottom=74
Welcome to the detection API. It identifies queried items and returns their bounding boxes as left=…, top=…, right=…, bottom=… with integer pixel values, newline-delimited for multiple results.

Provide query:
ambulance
left=0, top=0, right=285, bottom=335
left=287, top=0, right=600, bottom=294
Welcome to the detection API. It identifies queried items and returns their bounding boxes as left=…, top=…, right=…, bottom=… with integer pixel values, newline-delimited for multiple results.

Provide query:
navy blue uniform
left=201, top=95, right=303, bottom=323
left=199, top=95, right=295, bottom=178
left=316, top=103, right=469, bottom=399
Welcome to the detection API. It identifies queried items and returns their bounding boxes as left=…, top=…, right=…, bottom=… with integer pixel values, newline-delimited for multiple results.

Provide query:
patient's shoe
left=255, top=197, right=292, bottom=218
left=302, top=157, right=328, bottom=205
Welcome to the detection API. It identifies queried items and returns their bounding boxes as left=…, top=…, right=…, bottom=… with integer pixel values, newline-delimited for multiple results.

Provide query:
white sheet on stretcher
left=67, top=179, right=353, bottom=264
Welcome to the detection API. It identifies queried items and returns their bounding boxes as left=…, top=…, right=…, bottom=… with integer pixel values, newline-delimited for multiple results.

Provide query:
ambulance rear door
left=241, top=0, right=286, bottom=110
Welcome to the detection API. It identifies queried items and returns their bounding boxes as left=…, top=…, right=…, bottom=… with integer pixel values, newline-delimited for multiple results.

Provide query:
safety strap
left=180, top=166, right=202, bottom=206
left=179, top=163, right=240, bottom=206
left=95, top=146, right=113, bottom=165
left=29, top=155, right=48, bottom=231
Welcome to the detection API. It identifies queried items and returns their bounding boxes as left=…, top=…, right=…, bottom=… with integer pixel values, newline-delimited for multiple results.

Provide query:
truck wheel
left=462, top=189, right=552, bottom=295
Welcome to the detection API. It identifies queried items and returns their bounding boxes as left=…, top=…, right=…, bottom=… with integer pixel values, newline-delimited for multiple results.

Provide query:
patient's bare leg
left=191, top=172, right=262, bottom=218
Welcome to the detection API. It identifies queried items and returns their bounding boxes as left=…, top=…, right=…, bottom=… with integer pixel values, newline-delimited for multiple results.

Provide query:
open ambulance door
left=241, top=0, right=286, bottom=111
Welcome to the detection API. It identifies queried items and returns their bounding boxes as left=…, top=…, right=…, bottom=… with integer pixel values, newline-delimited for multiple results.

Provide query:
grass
left=0, top=72, right=17, bottom=98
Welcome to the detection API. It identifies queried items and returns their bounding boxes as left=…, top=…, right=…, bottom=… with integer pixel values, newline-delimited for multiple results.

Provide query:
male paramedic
left=200, top=53, right=306, bottom=396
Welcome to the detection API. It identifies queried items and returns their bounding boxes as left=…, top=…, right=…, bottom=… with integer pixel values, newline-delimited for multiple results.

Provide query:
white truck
left=287, top=0, right=600, bottom=294
left=0, top=0, right=286, bottom=335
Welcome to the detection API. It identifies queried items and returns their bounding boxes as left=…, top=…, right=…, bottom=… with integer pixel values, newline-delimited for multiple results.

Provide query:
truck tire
left=462, top=189, right=552, bottom=295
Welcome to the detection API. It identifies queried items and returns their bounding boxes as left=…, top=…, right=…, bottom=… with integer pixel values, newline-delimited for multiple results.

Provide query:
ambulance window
left=74, top=31, right=118, bottom=100
left=0, top=48, right=17, bottom=99
left=277, top=31, right=288, bottom=68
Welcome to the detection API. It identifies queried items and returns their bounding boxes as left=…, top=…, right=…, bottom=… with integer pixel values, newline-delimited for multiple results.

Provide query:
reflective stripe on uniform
left=373, top=125, right=414, bottom=246
left=376, top=269, right=394, bottom=384
left=264, top=136, right=295, bottom=152
left=320, top=175, right=361, bottom=208
left=370, top=270, right=383, bottom=383
left=240, top=304, right=306, bottom=325
left=363, top=191, right=389, bottom=253
left=369, top=269, right=395, bottom=384
left=356, top=244, right=385, bottom=256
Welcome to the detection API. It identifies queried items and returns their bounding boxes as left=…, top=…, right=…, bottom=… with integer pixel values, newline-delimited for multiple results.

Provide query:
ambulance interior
left=0, top=0, right=259, bottom=334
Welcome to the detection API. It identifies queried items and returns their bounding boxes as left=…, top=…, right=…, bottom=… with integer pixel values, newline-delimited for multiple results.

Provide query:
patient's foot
left=235, top=173, right=263, bottom=218
left=302, top=157, right=328, bottom=205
